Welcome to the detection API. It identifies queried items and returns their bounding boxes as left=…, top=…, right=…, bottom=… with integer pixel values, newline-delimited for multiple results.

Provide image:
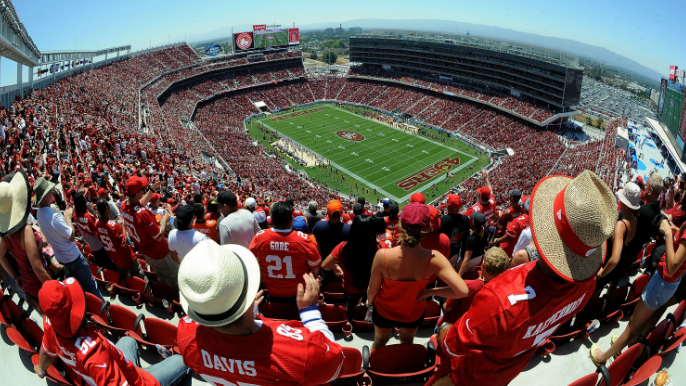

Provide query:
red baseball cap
left=409, top=192, right=426, bottom=204
left=477, top=186, right=491, bottom=199
left=636, top=176, right=644, bottom=184
left=97, top=188, right=107, bottom=198
left=151, top=193, right=161, bottom=203
left=447, top=194, right=462, bottom=209
left=39, top=278, right=87, bottom=339
left=401, top=203, right=431, bottom=229
left=428, top=205, right=441, bottom=232
left=125, top=176, right=148, bottom=195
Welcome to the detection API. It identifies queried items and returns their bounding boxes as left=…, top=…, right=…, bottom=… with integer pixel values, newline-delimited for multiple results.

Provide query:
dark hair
left=352, top=203, right=364, bottom=216
left=372, top=216, right=386, bottom=234
left=96, top=198, right=109, bottom=217
left=271, top=201, right=293, bottom=228
left=74, top=192, right=88, bottom=213
left=193, top=203, right=205, bottom=220
left=341, top=216, right=378, bottom=291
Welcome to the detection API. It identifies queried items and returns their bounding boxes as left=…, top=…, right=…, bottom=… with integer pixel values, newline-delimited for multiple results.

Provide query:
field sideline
left=254, top=104, right=485, bottom=202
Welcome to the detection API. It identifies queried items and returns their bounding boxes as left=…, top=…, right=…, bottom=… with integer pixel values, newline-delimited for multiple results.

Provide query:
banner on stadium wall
left=679, top=89, right=686, bottom=145
left=234, top=32, right=254, bottom=51
left=658, top=78, right=668, bottom=116
left=670, top=65, right=678, bottom=82
left=253, top=25, right=266, bottom=31
left=288, top=28, right=299, bottom=45
left=205, top=44, right=221, bottom=56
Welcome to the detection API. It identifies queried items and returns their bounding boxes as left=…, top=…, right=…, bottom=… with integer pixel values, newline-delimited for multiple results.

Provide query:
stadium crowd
left=0, top=44, right=684, bottom=386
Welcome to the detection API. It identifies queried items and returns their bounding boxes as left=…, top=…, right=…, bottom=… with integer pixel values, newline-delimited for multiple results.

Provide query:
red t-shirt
left=42, top=316, right=159, bottom=386
left=121, top=201, right=170, bottom=260
left=464, top=197, right=497, bottom=224
left=496, top=204, right=525, bottom=234
left=421, top=232, right=451, bottom=260
left=384, top=216, right=401, bottom=240
left=249, top=228, right=322, bottom=297
left=330, top=241, right=383, bottom=294
left=658, top=228, right=686, bottom=282
left=177, top=315, right=344, bottom=386
left=376, top=230, right=394, bottom=249
left=501, top=215, right=530, bottom=258
left=443, top=261, right=595, bottom=386
left=75, top=211, right=98, bottom=237
left=666, top=205, right=686, bottom=228
left=443, top=278, right=485, bottom=326
left=95, top=218, right=136, bottom=270
left=205, top=212, right=221, bottom=222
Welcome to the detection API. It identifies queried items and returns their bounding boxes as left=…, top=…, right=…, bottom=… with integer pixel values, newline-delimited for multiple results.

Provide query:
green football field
left=254, top=105, right=483, bottom=202
left=254, top=31, right=289, bottom=48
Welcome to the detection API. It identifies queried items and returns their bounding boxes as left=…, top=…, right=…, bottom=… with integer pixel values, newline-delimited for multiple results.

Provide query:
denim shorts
left=641, top=273, right=682, bottom=311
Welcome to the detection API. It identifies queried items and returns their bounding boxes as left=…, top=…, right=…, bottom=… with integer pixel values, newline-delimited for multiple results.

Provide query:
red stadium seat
left=621, top=274, right=649, bottom=315
left=657, top=328, right=686, bottom=358
left=597, top=342, right=643, bottom=386
left=6, top=314, right=44, bottom=355
left=322, top=281, right=345, bottom=302
left=337, top=347, right=365, bottom=382
left=422, top=300, right=441, bottom=327
left=566, top=373, right=598, bottom=386
left=669, top=300, right=686, bottom=326
left=351, top=305, right=374, bottom=333
left=115, top=276, right=148, bottom=304
left=31, top=354, right=76, bottom=386
left=364, top=343, right=436, bottom=384
left=260, top=302, right=300, bottom=321
left=145, top=282, right=181, bottom=313
left=635, top=318, right=672, bottom=365
left=85, top=292, right=111, bottom=327
left=127, top=317, right=180, bottom=356
left=622, top=356, right=662, bottom=386
left=98, top=304, right=142, bottom=336
left=318, top=304, right=348, bottom=332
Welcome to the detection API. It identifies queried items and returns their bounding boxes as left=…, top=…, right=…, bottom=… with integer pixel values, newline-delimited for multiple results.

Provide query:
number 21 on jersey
left=266, top=255, right=296, bottom=279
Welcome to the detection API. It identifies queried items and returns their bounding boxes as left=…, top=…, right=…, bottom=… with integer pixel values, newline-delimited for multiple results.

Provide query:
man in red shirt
left=176, top=240, right=345, bottom=386
left=436, top=171, right=617, bottom=386
left=493, top=214, right=530, bottom=258
left=34, top=278, right=191, bottom=386
left=95, top=199, right=147, bottom=280
left=495, top=190, right=525, bottom=236
left=250, top=201, right=322, bottom=305
left=463, top=174, right=497, bottom=224
left=121, top=175, right=178, bottom=287
left=384, top=201, right=401, bottom=240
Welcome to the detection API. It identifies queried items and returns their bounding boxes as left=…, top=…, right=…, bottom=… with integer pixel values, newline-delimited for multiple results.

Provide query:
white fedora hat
left=617, top=182, right=641, bottom=210
left=530, top=170, right=617, bottom=282
left=0, top=169, right=32, bottom=237
left=178, top=240, right=261, bottom=327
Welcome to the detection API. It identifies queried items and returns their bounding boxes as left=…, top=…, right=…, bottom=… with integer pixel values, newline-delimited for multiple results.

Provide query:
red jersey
left=495, top=204, right=525, bottom=235
left=177, top=315, right=344, bottom=386
left=95, top=218, right=136, bottom=270
left=443, top=261, right=595, bottom=386
left=421, top=232, right=451, bottom=260
left=384, top=216, right=401, bottom=239
left=121, top=201, right=170, bottom=260
left=376, top=230, right=394, bottom=249
left=193, top=220, right=218, bottom=242
left=443, top=279, right=485, bottom=325
left=75, top=211, right=98, bottom=237
left=42, top=317, right=159, bottom=386
left=500, top=215, right=530, bottom=258
left=658, top=228, right=686, bottom=282
left=249, top=228, right=322, bottom=297
left=464, top=197, right=497, bottom=224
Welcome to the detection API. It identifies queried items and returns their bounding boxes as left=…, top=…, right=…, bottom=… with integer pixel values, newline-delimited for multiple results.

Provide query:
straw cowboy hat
left=0, top=169, right=32, bottom=237
left=530, top=170, right=617, bottom=282
left=178, top=240, right=261, bottom=327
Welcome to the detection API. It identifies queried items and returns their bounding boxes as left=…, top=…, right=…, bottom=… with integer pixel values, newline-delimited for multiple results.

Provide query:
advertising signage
left=234, top=32, right=254, bottom=51
left=253, top=24, right=266, bottom=31
left=288, top=28, right=299, bottom=45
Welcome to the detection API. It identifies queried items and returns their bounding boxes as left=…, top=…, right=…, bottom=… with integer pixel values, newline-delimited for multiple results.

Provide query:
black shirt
left=312, top=220, right=350, bottom=259
left=440, top=213, right=471, bottom=259
left=463, top=232, right=489, bottom=259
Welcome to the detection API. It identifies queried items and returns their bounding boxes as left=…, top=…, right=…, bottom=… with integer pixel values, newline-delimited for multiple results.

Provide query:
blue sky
left=2, top=0, right=683, bottom=86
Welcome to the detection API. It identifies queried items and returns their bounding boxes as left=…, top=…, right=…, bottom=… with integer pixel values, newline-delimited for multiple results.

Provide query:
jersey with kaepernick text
left=42, top=316, right=159, bottom=386
left=443, top=261, right=595, bottom=386
left=249, top=228, right=322, bottom=297
left=121, top=201, right=169, bottom=259
left=94, top=218, right=136, bottom=269
left=177, top=316, right=344, bottom=386
left=464, top=197, right=497, bottom=224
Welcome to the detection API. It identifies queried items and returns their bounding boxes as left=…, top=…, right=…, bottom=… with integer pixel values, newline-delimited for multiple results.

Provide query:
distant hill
left=185, top=18, right=663, bottom=82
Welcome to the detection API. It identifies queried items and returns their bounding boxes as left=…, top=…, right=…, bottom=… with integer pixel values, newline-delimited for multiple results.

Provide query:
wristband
left=299, top=305, right=318, bottom=313
left=40, top=369, right=47, bottom=376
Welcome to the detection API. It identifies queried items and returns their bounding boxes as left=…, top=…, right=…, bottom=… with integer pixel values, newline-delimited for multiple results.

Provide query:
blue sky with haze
left=2, top=0, right=682, bottom=86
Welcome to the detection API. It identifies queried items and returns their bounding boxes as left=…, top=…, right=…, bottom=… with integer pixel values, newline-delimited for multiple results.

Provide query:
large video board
left=659, top=79, right=686, bottom=148
left=254, top=29, right=289, bottom=49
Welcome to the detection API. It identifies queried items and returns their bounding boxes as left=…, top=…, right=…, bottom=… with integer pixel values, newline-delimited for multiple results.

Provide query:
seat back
left=123, top=276, right=147, bottom=292
left=339, top=347, right=363, bottom=378
left=85, top=292, right=105, bottom=316
left=26, top=318, right=44, bottom=349
left=672, top=300, right=686, bottom=326
left=605, top=286, right=630, bottom=312
left=324, top=281, right=344, bottom=294
left=600, top=343, right=643, bottom=386
left=318, top=304, right=347, bottom=322
left=369, top=344, right=427, bottom=374
left=100, top=268, right=121, bottom=284
left=658, top=328, right=686, bottom=357
left=144, top=318, right=179, bottom=347
left=108, top=305, right=142, bottom=335
left=627, top=275, right=649, bottom=302
left=567, top=373, right=598, bottom=386
left=260, top=302, right=300, bottom=321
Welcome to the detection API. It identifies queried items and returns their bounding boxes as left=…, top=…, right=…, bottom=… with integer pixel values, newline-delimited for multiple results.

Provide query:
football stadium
left=1, top=1, right=685, bottom=386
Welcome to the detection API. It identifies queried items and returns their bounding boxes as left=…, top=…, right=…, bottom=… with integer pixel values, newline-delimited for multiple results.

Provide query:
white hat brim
left=180, top=243, right=261, bottom=327
left=617, top=190, right=640, bottom=210
left=0, top=169, right=31, bottom=237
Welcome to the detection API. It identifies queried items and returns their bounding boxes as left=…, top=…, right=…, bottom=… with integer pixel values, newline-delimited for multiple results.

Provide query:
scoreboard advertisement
left=234, top=27, right=299, bottom=51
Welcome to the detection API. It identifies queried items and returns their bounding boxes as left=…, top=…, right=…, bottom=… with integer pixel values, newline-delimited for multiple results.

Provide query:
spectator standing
left=312, top=200, right=350, bottom=286
left=0, top=170, right=57, bottom=314
left=422, top=206, right=451, bottom=260
left=176, top=241, right=345, bottom=386
left=438, top=171, right=615, bottom=386
left=439, top=194, right=471, bottom=263
left=368, top=203, right=468, bottom=350
left=34, top=279, right=192, bottom=386
left=321, top=215, right=379, bottom=323
left=169, top=205, right=209, bottom=264
left=33, top=177, right=104, bottom=301
left=384, top=202, right=401, bottom=240
left=304, top=200, right=323, bottom=233
left=97, top=188, right=121, bottom=221
left=217, top=191, right=260, bottom=248
left=204, top=199, right=221, bottom=222
left=94, top=199, right=147, bottom=280
left=121, top=175, right=178, bottom=287
left=73, top=192, right=117, bottom=271
left=457, top=212, right=489, bottom=276
left=250, top=202, right=321, bottom=305
left=191, top=203, right=218, bottom=242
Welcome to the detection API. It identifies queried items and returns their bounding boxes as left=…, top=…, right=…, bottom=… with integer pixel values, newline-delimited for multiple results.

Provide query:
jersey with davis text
left=177, top=316, right=344, bottom=386
left=443, top=261, right=595, bottom=386
left=249, top=228, right=322, bottom=297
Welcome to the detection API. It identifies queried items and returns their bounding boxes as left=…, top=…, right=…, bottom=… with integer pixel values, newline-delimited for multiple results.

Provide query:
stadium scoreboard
left=234, top=25, right=299, bottom=52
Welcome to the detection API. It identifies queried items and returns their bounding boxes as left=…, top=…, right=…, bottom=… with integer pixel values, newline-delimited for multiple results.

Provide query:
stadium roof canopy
left=645, top=117, right=686, bottom=173
left=0, top=0, right=41, bottom=66
left=39, top=46, right=132, bottom=65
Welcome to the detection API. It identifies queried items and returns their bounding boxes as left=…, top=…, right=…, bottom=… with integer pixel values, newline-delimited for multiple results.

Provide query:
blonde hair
left=397, top=226, right=425, bottom=247
left=482, top=247, right=510, bottom=277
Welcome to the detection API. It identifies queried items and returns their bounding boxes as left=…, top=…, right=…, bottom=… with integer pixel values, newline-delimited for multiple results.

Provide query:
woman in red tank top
left=367, top=203, right=468, bottom=351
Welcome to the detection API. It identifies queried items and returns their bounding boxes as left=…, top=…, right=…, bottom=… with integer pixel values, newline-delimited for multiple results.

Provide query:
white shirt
left=513, top=226, right=532, bottom=256
left=217, top=209, right=261, bottom=248
left=168, top=229, right=209, bottom=261
left=37, top=207, right=80, bottom=264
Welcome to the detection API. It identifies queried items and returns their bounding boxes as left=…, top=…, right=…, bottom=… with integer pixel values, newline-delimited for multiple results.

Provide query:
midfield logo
left=337, top=130, right=365, bottom=141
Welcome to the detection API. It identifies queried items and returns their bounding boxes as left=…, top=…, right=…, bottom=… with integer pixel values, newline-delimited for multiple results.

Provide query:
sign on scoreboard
left=253, top=24, right=266, bottom=31
left=288, top=28, right=299, bottom=45
left=233, top=32, right=254, bottom=51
